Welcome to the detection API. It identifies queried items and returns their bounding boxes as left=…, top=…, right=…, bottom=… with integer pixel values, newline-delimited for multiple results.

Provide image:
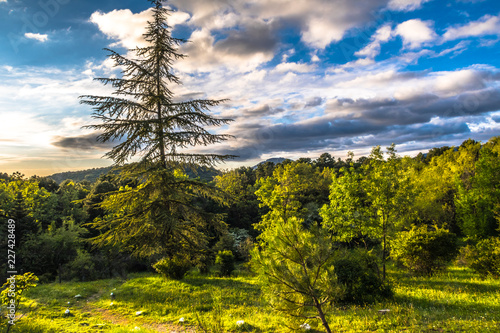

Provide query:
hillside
left=48, top=165, right=222, bottom=184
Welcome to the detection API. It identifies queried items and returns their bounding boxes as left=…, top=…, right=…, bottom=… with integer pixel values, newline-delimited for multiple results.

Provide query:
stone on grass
left=300, top=323, right=311, bottom=330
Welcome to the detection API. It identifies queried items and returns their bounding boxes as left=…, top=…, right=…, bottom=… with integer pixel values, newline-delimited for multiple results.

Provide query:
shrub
left=465, top=237, right=500, bottom=278
left=333, top=249, right=392, bottom=304
left=391, top=225, right=458, bottom=276
left=215, top=250, right=235, bottom=277
left=153, top=255, right=192, bottom=280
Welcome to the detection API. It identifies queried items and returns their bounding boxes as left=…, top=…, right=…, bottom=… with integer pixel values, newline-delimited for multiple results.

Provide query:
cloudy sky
left=1, top=0, right=500, bottom=176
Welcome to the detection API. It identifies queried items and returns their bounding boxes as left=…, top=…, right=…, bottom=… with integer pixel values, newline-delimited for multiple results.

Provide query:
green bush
left=215, top=250, right=235, bottom=277
left=333, top=249, right=392, bottom=304
left=392, top=225, right=458, bottom=276
left=153, top=255, right=192, bottom=280
left=465, top=237, right=500, bottom=278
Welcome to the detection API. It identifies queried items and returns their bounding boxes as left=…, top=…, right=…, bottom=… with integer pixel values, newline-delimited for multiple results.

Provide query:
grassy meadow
left=3, top=264, right=499, bottom=332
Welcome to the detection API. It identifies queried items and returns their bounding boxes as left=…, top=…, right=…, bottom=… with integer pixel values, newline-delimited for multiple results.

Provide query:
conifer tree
left=80, top=0, right=233, bottom=169
left=80, top=0, right=233, bottom=259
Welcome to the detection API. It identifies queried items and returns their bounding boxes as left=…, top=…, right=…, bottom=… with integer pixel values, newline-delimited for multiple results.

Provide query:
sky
left=1, top=0, right=500, bottom=176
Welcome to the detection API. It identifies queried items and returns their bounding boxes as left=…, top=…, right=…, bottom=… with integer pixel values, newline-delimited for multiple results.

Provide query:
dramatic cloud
left=443, top=14, right=500, bottom=41
left=51, top=132, right=114, bottom=151
left=395, top=19, right=437, bottom=49
left=24, top=33, right=48, bottom=42
left=171, top=0, right=388, bottom=50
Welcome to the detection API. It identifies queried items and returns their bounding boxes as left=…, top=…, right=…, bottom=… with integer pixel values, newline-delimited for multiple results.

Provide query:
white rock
left=300, top=323, right=311, bottom=330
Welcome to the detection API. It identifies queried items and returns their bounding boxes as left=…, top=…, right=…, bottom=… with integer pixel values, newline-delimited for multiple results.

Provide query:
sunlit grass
left=8, top=265, right=500, bottom=332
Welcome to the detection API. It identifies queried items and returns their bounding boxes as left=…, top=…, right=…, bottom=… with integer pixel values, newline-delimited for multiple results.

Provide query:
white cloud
left=443, top=14, right=500, bottom=41
left=274, top=62, right=316, bottom=73
left=434, top=69, right=485, bottom=95
left=24, top=33, right=48, bottom=42
left=90, top=8, right=190, bottom=49
left=395, top=19, right=437, bottom=49
left=356, top=24, right=393, bottom=58
left=90, top=9, right=152, bottom=49
left=387, top=0, right=432, bottom=11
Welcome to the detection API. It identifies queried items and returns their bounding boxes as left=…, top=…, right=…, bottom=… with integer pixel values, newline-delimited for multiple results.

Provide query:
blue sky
left=1, top=0, right=500, bottom=176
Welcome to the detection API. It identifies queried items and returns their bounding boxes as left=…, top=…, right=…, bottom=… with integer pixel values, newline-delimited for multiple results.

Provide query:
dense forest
left=1, top=136, right=499, bottom=288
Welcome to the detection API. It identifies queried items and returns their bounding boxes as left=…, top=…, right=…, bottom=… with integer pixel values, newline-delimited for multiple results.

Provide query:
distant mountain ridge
left=47, top=158, right=292, bottom=184
left=48, top=166, right=114, bottom=184
left=252, top=157, right=288, bottom=169
left=48, top=165, right=222, bottom=184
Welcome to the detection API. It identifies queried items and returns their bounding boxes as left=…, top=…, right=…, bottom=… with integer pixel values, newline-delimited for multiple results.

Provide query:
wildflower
left=300, top=323, right=311, bottom=330
left=110, top=302, right=114, bottom=306
left=64, top=309, right=70, bottom=315
left=135, top=311, right=144, bottom=316
left=133, top=327, right=141, bottom=331
left=179, top=317, right=185, bottom=323
left=236, top=320, right=245, bottom=326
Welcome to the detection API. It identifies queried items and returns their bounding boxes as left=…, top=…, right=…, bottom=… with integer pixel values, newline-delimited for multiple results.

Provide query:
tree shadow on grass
left=396, top=278, right=500, bottom=294
left=393, top=293, right=500, bottom=316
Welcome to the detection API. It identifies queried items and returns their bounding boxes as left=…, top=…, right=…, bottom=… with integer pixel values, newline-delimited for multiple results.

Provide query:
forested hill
left=48, top=166, right=114, bottom=184
left=48, top=165, right=222, bottom=184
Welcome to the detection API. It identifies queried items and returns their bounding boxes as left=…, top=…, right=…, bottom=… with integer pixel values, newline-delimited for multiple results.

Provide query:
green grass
left=3, top=265, right=500, bottom=332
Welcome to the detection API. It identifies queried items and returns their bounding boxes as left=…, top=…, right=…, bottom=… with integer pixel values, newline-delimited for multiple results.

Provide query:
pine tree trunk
left=313, top=297, right=332, bottom=333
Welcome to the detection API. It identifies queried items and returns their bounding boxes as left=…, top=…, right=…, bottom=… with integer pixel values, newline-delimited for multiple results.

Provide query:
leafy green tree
left=361, top=145, right=416, bottom=279
left=464, top=237, right=500, bottom=278
left=20, top=221, right=85, bottom=283
left=214, top=169, right=261, bottom=233
left=80, top=0, right=233, bottom=260
left=320, top=166, right=371, bottom=245
left=363, top=144, right=415, bottom=280
left=455, top=147, right=500, bottom=239
left=391, top=225, right=458, bottom=276
left=322, top=145, right=416, bottom=279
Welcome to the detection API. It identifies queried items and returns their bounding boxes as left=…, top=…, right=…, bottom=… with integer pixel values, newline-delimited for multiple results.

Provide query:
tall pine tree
left=80, top=0, right=233, bottom=259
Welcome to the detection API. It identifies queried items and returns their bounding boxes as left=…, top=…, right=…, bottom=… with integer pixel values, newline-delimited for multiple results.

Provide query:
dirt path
left=83, top=304, right=197, bottom=332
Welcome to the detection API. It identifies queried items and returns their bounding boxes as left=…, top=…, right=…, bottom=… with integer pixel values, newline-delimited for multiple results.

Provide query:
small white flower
left=135, top=311, right=143, bottom=316
left=179, top=317, right=185, bottom=322
left=236, top=320, right=245, bottom=326
left=133, top=327, right=141, bottom=331
left=110, top=302, right=114, bottom=306
left=300, top=323, right=311, bottom=330
left=64, top=309, right=70, bottom=315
